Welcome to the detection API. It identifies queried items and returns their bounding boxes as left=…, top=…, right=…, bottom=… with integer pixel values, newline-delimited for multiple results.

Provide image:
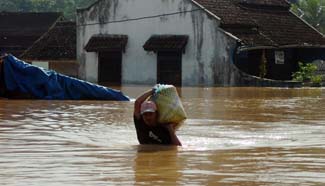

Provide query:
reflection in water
left=134, top=145, right=182, bottom=185
left=1, top=87, right=325, bottom=185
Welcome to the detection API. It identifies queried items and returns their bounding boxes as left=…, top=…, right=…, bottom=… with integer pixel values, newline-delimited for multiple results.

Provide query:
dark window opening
left=157, top=51, right=182, bottom=86
left=98, top=51, right=122, bottom=85
left=143, top=35, right=188, bottom=87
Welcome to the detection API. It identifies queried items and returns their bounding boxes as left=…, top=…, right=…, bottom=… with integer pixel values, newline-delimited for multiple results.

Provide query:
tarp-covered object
left=3, top=55, right=130, bottom=101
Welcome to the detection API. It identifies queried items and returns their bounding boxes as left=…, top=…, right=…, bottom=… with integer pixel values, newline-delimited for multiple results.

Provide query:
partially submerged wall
left=77, top=0, right=243, bottom=86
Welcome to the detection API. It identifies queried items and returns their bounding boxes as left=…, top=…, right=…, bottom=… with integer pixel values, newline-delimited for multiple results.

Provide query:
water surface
left=1, top=87, right=325, bottom=185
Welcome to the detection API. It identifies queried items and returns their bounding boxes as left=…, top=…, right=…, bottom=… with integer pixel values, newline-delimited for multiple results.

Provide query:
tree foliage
left=292, top=62, right=318, bottom=81
left=291, top=0, right=325, bottom=33
left=0, top=0, right=97, bottom=20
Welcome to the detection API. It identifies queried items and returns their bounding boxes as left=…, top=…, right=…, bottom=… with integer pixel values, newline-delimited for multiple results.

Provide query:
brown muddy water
left=1, top=87, right=325, bottom=186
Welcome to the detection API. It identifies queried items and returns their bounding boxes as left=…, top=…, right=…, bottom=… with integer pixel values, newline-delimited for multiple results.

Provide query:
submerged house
left=0, top=12, right=63, bottom=56
left=77, top=0, right=325, bottom=86
left=218, top=0, right=325, bottom=81
left=21, top=21, right=78, bottom=78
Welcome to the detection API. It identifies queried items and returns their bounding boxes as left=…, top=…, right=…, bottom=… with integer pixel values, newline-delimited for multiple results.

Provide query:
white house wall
left=77, top=0, right=238, bottom=86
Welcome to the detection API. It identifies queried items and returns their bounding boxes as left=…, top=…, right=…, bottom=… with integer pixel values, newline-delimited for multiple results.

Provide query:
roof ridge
left=0, top=11, right=62, bottom=15
left=236, top=0, right=290, bottom=7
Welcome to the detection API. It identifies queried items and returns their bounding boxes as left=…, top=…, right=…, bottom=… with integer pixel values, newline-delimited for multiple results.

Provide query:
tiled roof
left=194, top=0, right=325, bottom=47
left=20, top=21, right=76, bottom=60
left=221, top=24, right=276, bottom=46
left=0, top=12, right=62, bottom=56
left=143, top=35, right=189, bottom=52
left=238, top=0, right=290, bottom=8
left=84, top=34, right=128, bottom=52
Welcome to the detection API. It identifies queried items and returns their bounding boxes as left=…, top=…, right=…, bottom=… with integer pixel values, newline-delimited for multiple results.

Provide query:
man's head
left=140, top=101, right=158, bottom=126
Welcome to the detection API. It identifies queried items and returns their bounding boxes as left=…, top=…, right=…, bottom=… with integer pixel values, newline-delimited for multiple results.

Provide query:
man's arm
left=134, top=89, right=154, bottom=119
left=165, top=124, right=182, bottom=146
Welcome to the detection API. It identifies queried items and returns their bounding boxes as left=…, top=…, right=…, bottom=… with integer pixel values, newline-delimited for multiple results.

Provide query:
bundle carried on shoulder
left=151, top=84, right=187, bottom=128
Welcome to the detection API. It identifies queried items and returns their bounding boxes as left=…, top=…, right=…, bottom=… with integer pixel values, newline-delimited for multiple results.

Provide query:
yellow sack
left=152, top=84, right=187, bottom=128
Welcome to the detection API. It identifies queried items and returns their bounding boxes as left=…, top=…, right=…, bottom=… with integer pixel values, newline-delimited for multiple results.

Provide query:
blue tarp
left=3, top=55, right=130, bottom=101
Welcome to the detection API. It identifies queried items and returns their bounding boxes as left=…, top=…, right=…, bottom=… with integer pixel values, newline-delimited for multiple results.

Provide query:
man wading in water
left=133, top=89, right=182, bottom=146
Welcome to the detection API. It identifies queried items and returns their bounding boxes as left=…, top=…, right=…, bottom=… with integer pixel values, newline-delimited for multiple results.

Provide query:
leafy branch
left=292, top=62, right=323, bottom=84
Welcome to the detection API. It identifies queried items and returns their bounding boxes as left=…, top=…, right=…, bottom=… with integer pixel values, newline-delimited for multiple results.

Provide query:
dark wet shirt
left=133, top=115, right=172, bottom=145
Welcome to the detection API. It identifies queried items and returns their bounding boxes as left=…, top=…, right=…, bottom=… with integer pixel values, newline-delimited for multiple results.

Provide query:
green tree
left=0, top=0, right=33, bottom=12
left=0, top=1, right=18, bottom=11
left=0, top=0, right=97, bottom=20
left=292, top=62, right=318, bottom=81
left=30, top=0, right=77, bottom=19
left=30, top=0, right=56, bottom=12
left=291, top=0, right=325, bottom=33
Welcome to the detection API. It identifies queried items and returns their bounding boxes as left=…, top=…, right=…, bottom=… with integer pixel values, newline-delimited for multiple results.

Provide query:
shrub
left=311, top=75, right=323, bottom=84
left=292, top=62, right=318, bottom=82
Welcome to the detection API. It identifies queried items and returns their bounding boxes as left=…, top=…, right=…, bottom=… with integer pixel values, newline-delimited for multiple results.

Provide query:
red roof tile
left=21, top=21, right=76, bottom=60
left=143, top=35, right=189, bottom=52
left=85, top=34, right=128, bottom=52
left=0, top=12, right=62, bottom=56
left=194, top=0, right=325, bottom=47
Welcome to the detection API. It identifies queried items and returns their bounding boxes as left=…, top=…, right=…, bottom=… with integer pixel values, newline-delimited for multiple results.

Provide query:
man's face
left=142, top=112, right=158, bottom=127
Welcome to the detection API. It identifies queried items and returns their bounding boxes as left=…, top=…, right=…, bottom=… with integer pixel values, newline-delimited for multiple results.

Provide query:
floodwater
left=1, top=87, right=325, bottom=186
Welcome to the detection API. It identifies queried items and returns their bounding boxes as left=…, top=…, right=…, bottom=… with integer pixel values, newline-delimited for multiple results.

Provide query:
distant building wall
left=77, top=0, right=240, bottom=86
left=31, top=60, right=79, bottom=78
left=49, top=61, right=79, bottom=78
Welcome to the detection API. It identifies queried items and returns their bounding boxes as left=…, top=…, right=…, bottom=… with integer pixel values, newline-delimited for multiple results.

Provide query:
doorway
left=98, top=51, right=122, bottom=85
left=157, top=51, right=182, bottom=86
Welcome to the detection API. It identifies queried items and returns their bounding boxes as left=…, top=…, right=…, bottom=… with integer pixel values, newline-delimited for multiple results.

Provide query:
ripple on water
left=1, top=88, right=325, bottom=185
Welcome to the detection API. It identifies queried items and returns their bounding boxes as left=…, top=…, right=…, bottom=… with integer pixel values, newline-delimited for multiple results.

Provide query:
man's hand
left=134, top=89, right=154, bottom=119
